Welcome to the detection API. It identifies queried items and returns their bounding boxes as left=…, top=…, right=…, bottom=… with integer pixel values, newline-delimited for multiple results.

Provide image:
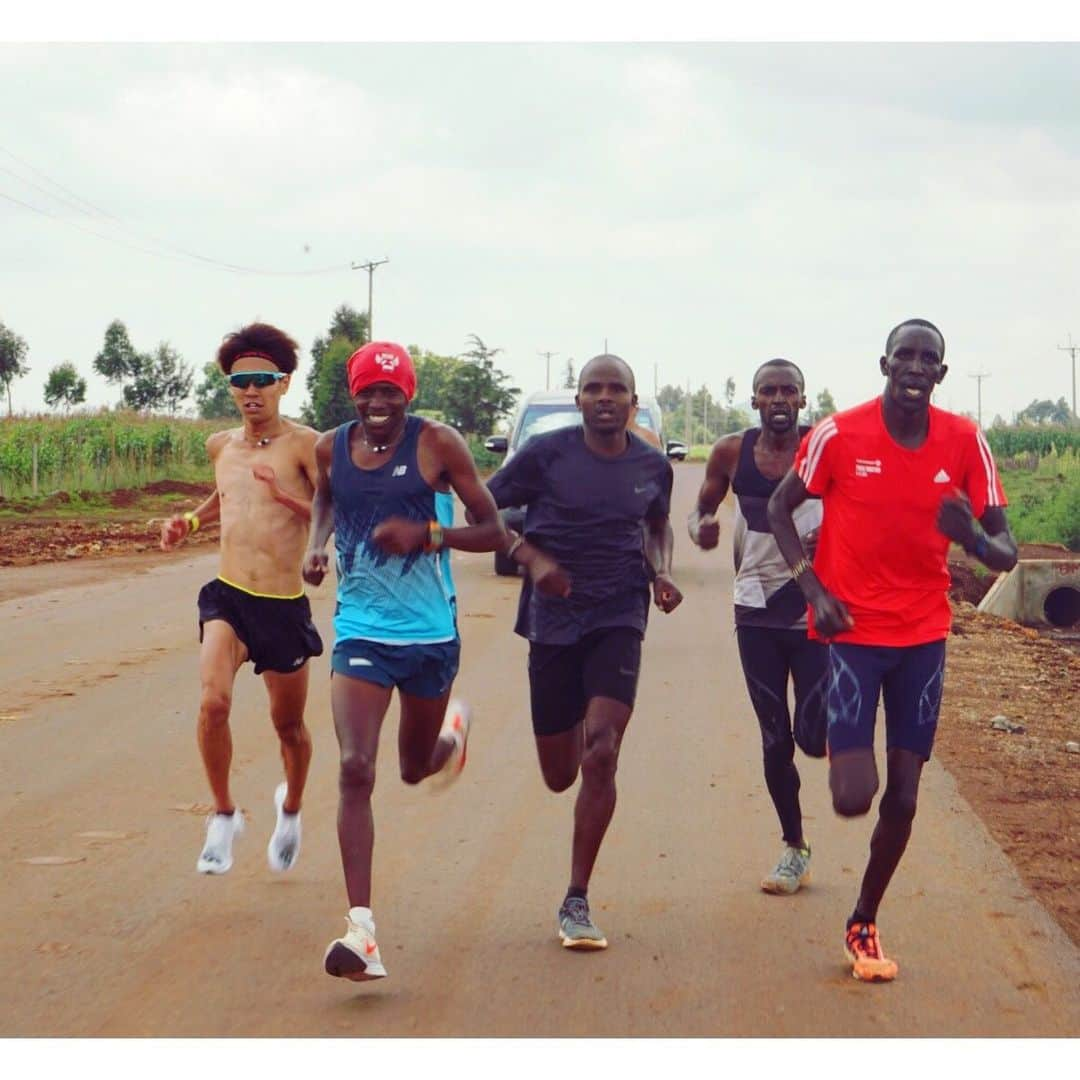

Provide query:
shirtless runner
left=161, top=322, right=322, bottom=876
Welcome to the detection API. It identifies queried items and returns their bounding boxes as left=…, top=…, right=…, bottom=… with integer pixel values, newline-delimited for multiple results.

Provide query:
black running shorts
left=197, top=577, right=323, bottom=675
left=527, top=626, right=643, bottom=737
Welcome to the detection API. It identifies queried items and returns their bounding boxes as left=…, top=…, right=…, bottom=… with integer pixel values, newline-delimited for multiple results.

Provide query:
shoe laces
left=847, top=922, right=882, bottom=959
left=562, top=896, right=591, bottom=926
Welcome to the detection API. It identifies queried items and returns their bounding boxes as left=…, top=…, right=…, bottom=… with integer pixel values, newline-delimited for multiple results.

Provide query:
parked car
left=483, top=390, right=673, bottom=575
left=664, top=439, right=688, bottom=461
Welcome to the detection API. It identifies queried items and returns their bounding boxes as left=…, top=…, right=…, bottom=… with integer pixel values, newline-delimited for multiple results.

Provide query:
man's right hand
left=302, top=548, right=329, bottom=586
left=160, top=516, right=189, bottom=552
left=810, top=591, right=854, bottom=640
left=526, top=551, right=572, bottom=598
left=688, top=507, right=720, bottom=550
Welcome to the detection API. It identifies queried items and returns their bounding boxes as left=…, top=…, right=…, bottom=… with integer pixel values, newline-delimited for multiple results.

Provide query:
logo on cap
left=376, top=353, right=400, bottom=372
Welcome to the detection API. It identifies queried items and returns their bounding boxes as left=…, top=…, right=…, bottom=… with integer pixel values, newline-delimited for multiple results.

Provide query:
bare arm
left=690, top=435, right=739, bottom=550
left=160, top=431, right=227, bottom=550
left=645, top=514, right=682, bottom=612
left=302, top=431, right=336, bottom=586
left=937, top=496, right=1018, bottom=573
left=767, top=468, right=853, bottom=638
left=252, top=463, right=312, bottom=522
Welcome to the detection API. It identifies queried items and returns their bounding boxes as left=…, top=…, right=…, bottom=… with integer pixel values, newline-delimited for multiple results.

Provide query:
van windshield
left=515, top=403, right=582, bottom=449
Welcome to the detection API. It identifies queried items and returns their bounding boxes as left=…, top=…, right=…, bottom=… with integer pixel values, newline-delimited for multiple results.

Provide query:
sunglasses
left=228, top=371, right=286, bottom=390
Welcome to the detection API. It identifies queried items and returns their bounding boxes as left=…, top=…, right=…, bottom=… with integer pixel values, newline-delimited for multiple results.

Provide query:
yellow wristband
left=183, top=512, right=200, bottom=535
left=790, top=556, right=812, bottom=579
left=424, top=520, right=444, bottom=553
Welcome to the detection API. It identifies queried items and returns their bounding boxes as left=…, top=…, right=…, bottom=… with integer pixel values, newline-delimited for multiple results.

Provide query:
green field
left=1, top=415, right=1077, bottom=551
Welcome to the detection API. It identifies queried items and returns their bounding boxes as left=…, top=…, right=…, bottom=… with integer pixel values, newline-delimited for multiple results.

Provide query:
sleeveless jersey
left=732, top=427, right=822, bottom=629
left=331, top=415, right=457, bottom=644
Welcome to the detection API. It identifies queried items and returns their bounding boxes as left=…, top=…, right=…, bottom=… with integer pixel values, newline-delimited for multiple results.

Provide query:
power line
left=0, top=143, right=353, bottom=277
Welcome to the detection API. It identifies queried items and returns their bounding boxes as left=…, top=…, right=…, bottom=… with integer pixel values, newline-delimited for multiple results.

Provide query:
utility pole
left=350, top=257, right=389, bottom=342
left=686, top=380, right=692, bottom=445
left=654, top=362, right=658, bottom=398
left=969, top=370, right=991, bottom=429
left=539, top=350, right=558, bottom=391
left=1059, top=334, right=1079, bottom=424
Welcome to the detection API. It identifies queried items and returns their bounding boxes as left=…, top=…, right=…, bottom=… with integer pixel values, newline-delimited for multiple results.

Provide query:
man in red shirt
left=768, top=318, right=1017, bottom=982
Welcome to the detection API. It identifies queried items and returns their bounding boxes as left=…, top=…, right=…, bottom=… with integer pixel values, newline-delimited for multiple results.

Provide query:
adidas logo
left=933, top=469, right=951, bottom=484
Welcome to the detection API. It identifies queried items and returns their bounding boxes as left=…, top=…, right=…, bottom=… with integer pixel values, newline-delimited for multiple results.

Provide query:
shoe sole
left=843, top=947, right=898, bottom=982
left=760, top=870, right=811, bottom=895
left=428, top=702, right=471, bottom=793
left=559, top=932, right=608, bottom=950
left=324, top=942, right=387, bottom=981
left=196, top=858, right=232, bottom=875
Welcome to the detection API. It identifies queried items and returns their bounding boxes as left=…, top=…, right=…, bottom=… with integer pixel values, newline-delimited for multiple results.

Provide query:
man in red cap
left=303, top=340, right=507, bottom=983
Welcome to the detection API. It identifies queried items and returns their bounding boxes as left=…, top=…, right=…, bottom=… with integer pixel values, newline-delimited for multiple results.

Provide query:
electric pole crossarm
left=351, top=257, right=389, bottom=342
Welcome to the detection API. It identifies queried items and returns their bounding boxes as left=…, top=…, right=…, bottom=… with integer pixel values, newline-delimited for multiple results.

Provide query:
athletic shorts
left=825, top=640, right=947, bottom=761
left=198, top=577, right=323, bottom=676
left=331, top=638, right=461, bottom=699
left=527, top=626, right=643, bottom=737
left=735, top=625, right=829, bottom=758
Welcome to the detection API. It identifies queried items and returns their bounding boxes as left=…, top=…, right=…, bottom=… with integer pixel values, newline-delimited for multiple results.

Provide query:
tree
left=195, top=362, right=235, bottom=419
left=441, top=334, right=519, bottom=436
left=120, top=343, right=193, bottom=413
left=93, top=320, right=140, bottom=384
left=724, top=376, right=736, bottom=408
left=815, top=388, right=837, bottom=419
left=0, top=320, right=30, bottom=417
left=410, top=347, right=461, bottom=417
left=43, top=363, right=87, bottom=412
left=308, top=337, right=359, bottom=430
left=304, top=304, right=371, bottom=425
left=562, top=359, right=576, bottom=389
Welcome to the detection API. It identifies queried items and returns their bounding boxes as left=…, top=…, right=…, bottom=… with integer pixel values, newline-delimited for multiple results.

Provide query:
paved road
left=2, top=465, right=1077, bottom=1036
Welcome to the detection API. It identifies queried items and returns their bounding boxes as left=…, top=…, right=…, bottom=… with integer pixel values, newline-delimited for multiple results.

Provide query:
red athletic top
left=794, top=398, right=1007, bottom=646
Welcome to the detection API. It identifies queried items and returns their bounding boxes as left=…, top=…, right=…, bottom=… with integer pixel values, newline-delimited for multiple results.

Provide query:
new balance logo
left=854, top=458, right=882, bottom=477
left=392, top=465, right=408, bottom=477
left=933, top=468, right=951, bottom=483
left=292, top=657, right=304, bottom=668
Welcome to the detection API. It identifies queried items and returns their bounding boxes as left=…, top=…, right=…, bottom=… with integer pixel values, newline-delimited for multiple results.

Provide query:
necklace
left=361, top=427, right=403, bottom=454
left=244, top=429, right=284, bottom=448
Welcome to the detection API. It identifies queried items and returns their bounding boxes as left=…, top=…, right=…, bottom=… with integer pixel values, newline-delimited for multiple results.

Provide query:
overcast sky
left=3, top=35, right=1080, bottom=427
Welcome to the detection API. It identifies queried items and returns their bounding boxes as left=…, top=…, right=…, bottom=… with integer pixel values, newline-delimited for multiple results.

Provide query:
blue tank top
left=332, top=415, right=457, bottom=644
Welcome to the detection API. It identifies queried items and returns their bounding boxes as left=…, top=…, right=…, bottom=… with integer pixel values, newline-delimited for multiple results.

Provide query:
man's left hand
left=252, top=463, right=278, bottom=491
left=937, top=489, right=977, bottom=548
left=373, top=517, right=430, bottom=554
left=653, top=572, right=683, bottom=613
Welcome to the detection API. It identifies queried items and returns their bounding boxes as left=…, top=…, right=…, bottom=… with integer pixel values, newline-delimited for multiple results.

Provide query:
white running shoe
left=428, top=698, right=472, bottom=792
left=324, top=907, right=388, bottom=981
left=267, top=782, right=301, bottom=873
left=196, top=809, right=245, bottom=874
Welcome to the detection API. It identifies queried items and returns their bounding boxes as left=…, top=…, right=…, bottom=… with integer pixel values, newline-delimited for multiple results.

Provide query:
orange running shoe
left=844, top=921, right=899, bottom=982
left=429, top=699, right=472, bottom=792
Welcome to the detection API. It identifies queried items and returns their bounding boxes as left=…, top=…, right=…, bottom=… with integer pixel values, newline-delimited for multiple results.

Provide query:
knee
left=199, top=689, right=231, bottom=730
left=400, top=762, right=426, bottom=786
left=542, top=766, right=578, bottom=793
left=879, top=786, right=918, bottom=825
left=762, top=738, right=795, bottom=772
left=339, top=750, right=376, bottom=797
left=272, top=715, right=307, bottom=747
left=581, top=734, right=618, bottom=786
left=830, top=773, right=877, bottom=817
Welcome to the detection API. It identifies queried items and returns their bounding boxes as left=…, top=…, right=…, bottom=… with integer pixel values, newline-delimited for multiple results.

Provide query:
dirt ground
left=0, top=487, right=1077, bottom=947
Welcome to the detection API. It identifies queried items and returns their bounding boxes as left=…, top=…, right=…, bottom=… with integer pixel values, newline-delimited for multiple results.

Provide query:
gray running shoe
left=557, top=896, right=608, bottom=950
left=760, top=843, right=812, bottom=895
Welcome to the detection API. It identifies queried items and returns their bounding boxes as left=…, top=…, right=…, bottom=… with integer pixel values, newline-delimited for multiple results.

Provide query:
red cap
left=346, top=342, right=416, bottom=402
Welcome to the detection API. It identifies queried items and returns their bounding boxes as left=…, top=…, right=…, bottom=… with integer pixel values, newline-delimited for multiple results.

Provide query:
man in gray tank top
left=688, top=359, right=826, bottom=895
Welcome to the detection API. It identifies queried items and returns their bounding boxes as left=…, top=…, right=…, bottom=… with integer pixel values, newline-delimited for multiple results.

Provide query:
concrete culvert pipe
left=1043, top=585, right=1080, bottom=628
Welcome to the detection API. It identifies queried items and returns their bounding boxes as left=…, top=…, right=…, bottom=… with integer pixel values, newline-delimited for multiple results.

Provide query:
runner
left=486, top=353, right=683, bottom=951
left=302, top=341, right=505, bottom=982
left=768, top=318, right=1017, bottom=981
left=160, top=322, right=322, bottom=877
left=689, top=358, right=826, bottom=895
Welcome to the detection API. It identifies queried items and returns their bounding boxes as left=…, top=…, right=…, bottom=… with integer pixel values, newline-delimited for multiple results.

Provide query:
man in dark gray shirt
left=487, top=353, right=683, bottom=951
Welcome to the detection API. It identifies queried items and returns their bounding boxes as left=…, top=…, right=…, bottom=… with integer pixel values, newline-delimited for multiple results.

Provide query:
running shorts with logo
left=825, top=639, right=947, bottom=761
left=527, top=626, right=643, bottom=737
left=331, top=638, right=460, bottom=699
left=198, top=577, right=323, bottom=675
